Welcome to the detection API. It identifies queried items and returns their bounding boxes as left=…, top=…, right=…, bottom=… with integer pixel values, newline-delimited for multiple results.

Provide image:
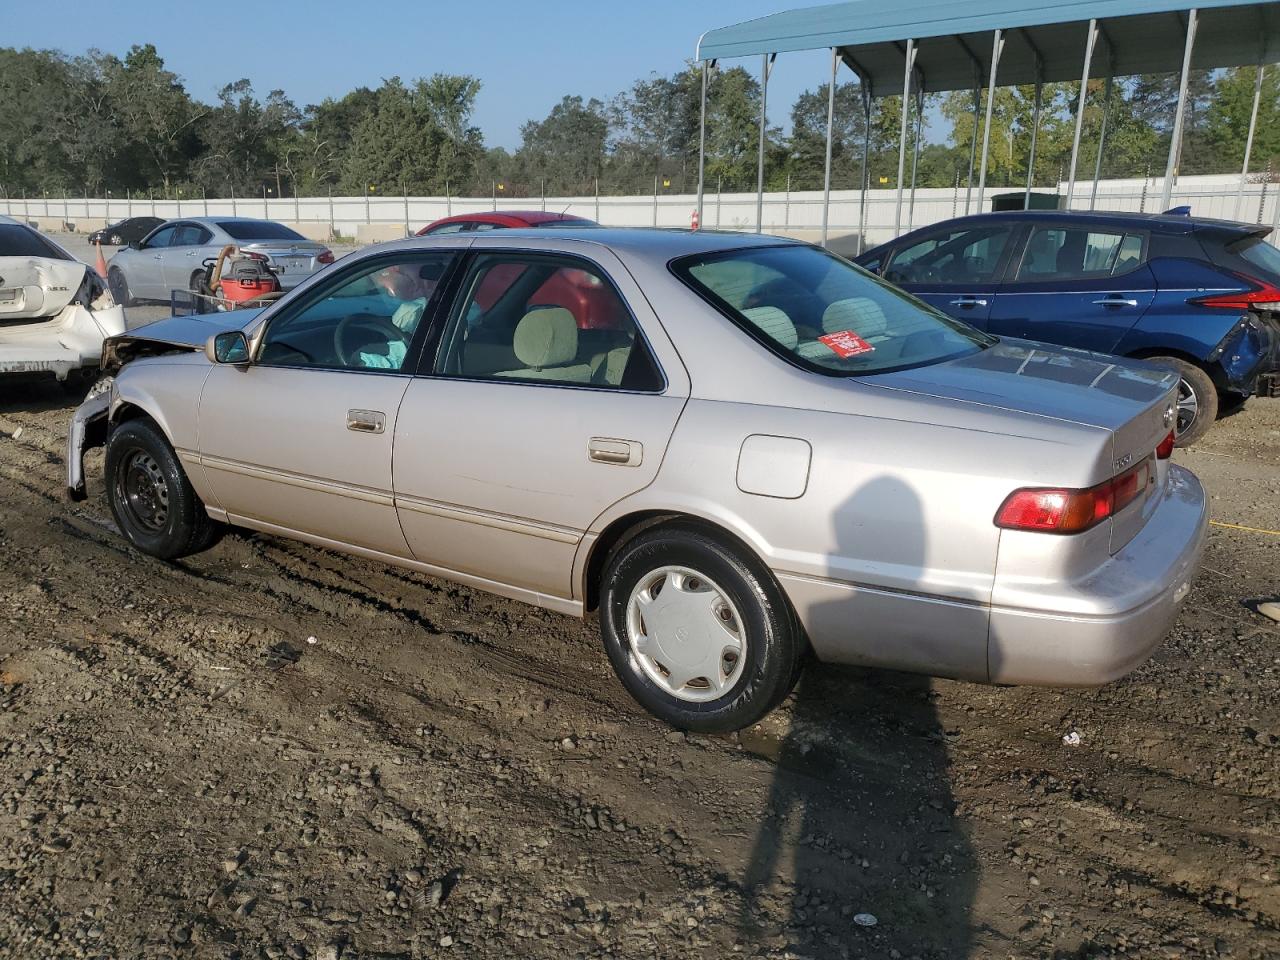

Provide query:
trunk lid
left=0, top=258, right=89, bottom=321
left=864, top=339, right=1179, bottom=553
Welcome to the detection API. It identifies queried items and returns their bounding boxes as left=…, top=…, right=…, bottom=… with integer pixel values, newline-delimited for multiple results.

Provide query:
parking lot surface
left=0, top=269, right=1277, bottom=958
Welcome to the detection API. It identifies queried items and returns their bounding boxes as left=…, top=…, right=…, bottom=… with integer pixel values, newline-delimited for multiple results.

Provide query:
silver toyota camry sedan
left=105, top=217, right=334, bottom=304
left=67, top=229, right=1207, bottom=732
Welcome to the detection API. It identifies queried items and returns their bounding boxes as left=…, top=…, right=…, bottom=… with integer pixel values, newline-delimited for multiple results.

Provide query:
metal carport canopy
left=696, top=0, right=1280, bottom=96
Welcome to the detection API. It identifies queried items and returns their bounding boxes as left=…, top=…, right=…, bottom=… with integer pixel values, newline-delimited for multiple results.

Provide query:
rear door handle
left=948, top=297, right=988, bottom=308
left=346, top=409, right=385, bottom=434
left=588, top=437, right=642, bottom=466
left=1092, top=295, right=1139, bottom=307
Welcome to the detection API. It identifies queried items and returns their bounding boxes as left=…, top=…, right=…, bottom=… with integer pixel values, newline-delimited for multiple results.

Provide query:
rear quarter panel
left=1114, top=257, right=1245, bottom=362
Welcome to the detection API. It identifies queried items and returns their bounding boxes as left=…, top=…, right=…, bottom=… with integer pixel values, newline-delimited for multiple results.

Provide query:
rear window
left=533, top=219, right=595, bottom=228
left=1234, top=235, right=1280, bottom=282
left=0, top=224, right=72, bottom=260
left=673, top=245, right=994, bottom=376
left=216, top=221, right=305, bottom=242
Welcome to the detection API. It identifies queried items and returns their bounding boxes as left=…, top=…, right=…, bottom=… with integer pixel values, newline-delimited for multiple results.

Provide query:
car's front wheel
left=105, top=419, right=220, bottom=559
left=599, top=523, right=805, bottom=732
left=1149, top=356, right=1218, bottom=446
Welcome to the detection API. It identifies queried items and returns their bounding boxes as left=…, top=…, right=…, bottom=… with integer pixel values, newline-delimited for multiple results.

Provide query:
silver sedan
left=105, top=217, right=334, bottom=304
left=68, top=228, right=1207, bottom=732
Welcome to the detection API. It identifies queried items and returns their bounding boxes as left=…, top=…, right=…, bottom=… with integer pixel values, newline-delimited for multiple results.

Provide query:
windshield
left=673, top=245, right=993, bottom=375
left=0, top=224, right=72, bottom=260
left=216, top=220, right=305, bottom=242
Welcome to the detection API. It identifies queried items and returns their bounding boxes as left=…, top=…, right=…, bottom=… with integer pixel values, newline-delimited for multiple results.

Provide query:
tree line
left=1, top=43, right=1276, bottom=201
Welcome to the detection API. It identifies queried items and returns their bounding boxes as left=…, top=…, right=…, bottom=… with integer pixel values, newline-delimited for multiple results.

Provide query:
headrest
left=514, top=307, right=578, bottom=368
left=821, top=298, right=887, bottom=337
left=742, top=306, right=798, bottom=349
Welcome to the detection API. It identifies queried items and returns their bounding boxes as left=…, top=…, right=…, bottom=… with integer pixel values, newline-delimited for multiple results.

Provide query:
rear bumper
left=987, top=464, right=1207, bottom=685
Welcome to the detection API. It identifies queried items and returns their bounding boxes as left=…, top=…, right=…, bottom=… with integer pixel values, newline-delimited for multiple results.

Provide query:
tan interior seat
left=742, top=305, right=798, bottom=349
left=494, top=306, right=594, bottom=382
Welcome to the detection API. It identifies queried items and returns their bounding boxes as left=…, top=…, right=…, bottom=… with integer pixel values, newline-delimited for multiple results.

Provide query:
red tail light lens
left=317, top=249, right=335, bottom=265
left=996, top=458, right=1152, bottom=534
left=1155, top=430, right=1175, bottom=459
left=242, top=251, right=268, bottom=262
left=1189, top=272, right=1280, bottom=310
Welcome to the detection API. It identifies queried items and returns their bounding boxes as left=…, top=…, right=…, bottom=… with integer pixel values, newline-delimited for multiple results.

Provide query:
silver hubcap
left=1175, top=377, right=1198, bottom=436
left=624, top=566, right=746, bottom=702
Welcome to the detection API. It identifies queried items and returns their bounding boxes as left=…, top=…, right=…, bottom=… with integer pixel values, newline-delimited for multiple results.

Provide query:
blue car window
left=1015, top=226, right=1144, bottom=281
left=886, top=225, right=1012, bottom=284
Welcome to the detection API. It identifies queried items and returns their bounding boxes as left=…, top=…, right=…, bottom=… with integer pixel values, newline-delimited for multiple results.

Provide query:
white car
left=0, top=215, right=126, bottom=390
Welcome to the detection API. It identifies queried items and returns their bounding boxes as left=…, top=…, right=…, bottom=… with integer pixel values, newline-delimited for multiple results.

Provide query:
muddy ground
left=1, top=286, right=1278, bottom=958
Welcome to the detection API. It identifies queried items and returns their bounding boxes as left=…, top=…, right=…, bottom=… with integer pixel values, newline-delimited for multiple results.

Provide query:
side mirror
left=128, top=240, right=143, bottom=250
left=206, top=330, right=250, bottom=365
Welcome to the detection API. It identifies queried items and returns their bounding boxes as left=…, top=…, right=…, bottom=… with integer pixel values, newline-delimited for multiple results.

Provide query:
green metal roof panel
left=698, top=0, right=1279, bottom=95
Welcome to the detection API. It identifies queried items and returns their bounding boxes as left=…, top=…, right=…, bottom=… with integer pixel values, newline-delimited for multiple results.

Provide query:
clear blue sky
left=4, top=0, right=861, bottom=149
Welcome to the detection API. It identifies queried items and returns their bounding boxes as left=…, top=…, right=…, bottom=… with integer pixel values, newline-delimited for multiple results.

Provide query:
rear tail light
left=1156, top=430, right=1175, bottom=459
left=317, top=249, right=335, bottom=265
left=1189, top=272, right=1280, bottom=310
left=995, top=458, right=1152, bottom=534
left=242, top=251, right=268, bottom=262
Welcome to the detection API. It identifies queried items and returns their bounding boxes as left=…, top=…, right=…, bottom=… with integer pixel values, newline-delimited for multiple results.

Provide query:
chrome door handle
left=152, top=254, right=163, bottom=260
left=948, top=297, right=988, bottom=307
left=346, top=409, right=385, bottom=434
left=1092, top=296, right=1138, bottom=307
left=588, top=437, right=641, bottom=466
left=186, top=250, right=197, bottom=256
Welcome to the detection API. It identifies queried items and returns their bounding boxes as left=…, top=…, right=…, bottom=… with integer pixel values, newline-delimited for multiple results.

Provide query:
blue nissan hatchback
left=856, top=211, right=1280, bottom=444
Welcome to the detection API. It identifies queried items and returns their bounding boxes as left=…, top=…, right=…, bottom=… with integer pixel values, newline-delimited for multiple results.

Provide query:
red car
left=416, top=211, right=624, bottom=329
left=415, top=210, right=595, bottom=236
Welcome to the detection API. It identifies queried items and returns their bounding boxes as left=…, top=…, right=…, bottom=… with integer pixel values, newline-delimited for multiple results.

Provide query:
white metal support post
left=976, top=30, right=1004, bottom=215
left=1234, top=62, right=1266, bottom=220
left=964, top=84, right=980, bottom=213
left=893, top=39, right=917, bottom=236
left=858, top=81, right=871, bottom=254
left=1160, top=8, right=1199, bottom=210
left=908, top=85, right=924, bottom=229
left=821, top=48, right=838, bottom=247
left=1065, top=18, right=1099, bottom=207
left=697, top=60, right=709, bottom=226
left=756, top=53, right=774, bottom=233
left=1024, top=63, right=1043, bottom=208
left=1090, top=66, right=1115, bottom=210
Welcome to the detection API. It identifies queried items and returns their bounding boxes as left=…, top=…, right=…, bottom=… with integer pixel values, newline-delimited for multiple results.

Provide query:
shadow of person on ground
left=740, top=476, right=979, bottom=958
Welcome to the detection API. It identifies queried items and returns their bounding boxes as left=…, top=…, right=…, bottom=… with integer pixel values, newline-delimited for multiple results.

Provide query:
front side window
left=258, top=254, right=453, bottom=371
left=1015, top=226, right=1145, bottom=280
left=144, top=225, right=178, bottom=249
left=885, top=225, right=1012, bottom=284
left=434, top=253, right=662, bottom=390
left=673, top=245, right=993, bottom=376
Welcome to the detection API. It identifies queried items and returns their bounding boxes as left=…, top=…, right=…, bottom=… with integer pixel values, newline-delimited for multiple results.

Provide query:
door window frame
left=251, top=249, right=465, bottom=376
left=883, top=220, right=1023, bottom=287
left=1006, top=220, right=1151, bottom=286
left=425, top=248, right=668, bottom=394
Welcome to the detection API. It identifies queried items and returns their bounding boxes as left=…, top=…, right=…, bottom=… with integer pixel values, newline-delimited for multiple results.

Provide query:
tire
left=1148, top=356, right=1218, bottom=447
left=599, top=523, right=805, bottom=733
left=105, top=419, right=220, bottom=559
left=107, top=266, right=133, bottom=307
left=190, top=270, right=209, bottom=314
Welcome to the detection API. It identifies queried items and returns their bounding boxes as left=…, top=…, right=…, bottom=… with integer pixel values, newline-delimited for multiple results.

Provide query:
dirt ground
left=1, top=290, right=1278, bottom=958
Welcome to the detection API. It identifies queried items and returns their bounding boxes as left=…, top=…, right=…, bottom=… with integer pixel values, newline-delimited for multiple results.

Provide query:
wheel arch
left=1125, top=347, right=1227, bottom=393
left=579, top=507, right=779, bottom=614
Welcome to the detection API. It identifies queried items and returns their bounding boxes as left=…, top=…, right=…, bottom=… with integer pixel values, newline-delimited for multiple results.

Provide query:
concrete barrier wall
left=4, top=175, right=1276, bottom=249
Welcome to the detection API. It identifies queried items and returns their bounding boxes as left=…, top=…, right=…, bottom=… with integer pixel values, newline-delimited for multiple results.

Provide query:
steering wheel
left=333, top=313, right=410, bottom=367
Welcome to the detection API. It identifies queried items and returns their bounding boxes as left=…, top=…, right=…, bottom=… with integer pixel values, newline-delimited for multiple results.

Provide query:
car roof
left=909, top=209, right=1263, bottom=236
left=428, top=210, right=594, bottom=228
left=181, top=216, right=277, bottom=226
left=446, top=226, right=803, bottom=259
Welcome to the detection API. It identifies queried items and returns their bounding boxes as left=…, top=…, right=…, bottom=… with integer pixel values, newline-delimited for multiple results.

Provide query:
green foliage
left=0, top=43, right=1272, bottom=200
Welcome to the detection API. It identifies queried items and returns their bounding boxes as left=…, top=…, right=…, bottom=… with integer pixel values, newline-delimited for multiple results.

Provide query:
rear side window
left=0, top=224, right=71, bottom=260
left=426, top=222, right=470, bottom=235
left=885, top=224, right=1012, bottom=284
left=216, top=221, right=304, bottom=241
left=1015, top=226, right=1145, bottom=281
left=434, top=253, right=663, bottom=391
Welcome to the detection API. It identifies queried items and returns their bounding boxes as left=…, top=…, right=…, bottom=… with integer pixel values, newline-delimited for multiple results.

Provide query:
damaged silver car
left=0, top=215, right=126, bottom=389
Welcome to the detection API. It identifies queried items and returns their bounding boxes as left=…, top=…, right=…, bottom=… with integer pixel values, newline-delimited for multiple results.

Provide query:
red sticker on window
left=818, top=330, right=875, bottom=357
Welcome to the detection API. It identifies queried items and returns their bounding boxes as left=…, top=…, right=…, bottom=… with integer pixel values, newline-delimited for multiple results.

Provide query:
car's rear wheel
left=1149, top=357, right=1218, bottom=446
left=107, top=266, right=133, bottom=307
left=105, top=419, right=220, bottom=559
left=599, top=523, right=805, bottom=732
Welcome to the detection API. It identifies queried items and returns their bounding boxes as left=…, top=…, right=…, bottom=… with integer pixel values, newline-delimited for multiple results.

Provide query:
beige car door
left=393, top=244, right=690, bottom=603
left=197, top=250, right=459, bottom=557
